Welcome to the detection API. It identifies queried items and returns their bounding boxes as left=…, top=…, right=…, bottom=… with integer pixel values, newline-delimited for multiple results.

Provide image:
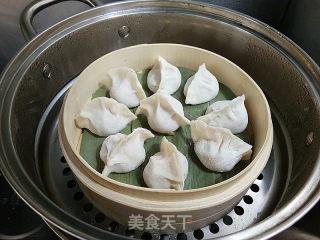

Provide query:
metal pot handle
left=20, top=0, right=102, bottom=41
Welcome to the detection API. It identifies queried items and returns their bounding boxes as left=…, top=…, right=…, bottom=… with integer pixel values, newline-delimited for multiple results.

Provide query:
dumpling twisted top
left=184, top=64, right=219, bottom=105
left=101, top=67, right=146, bottom=108
left=143, top=137, right=188, bottom=190
left=100, top=128, right=154, bottom=177
left=135, top=92, right=190, bottom=134
left=147, top=56, right=181, bottom=94
left=75, top=97, right=136, bottom=136
left=190, top=120, right=252, bottom=172
left=198, top=95, right=248, bottom=134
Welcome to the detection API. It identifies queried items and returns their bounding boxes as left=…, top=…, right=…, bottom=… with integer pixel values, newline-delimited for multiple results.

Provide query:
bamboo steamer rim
left=59, top=43, right=273, bottom=199
left=59, top=125, right=273, bottom=211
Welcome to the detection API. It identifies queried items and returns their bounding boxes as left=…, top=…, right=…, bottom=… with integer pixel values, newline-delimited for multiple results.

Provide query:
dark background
left=0, top=0, right=319, bottom=239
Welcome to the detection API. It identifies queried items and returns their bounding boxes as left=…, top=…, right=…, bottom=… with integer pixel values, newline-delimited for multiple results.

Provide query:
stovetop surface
left=0, top=172, right=60, bottom=240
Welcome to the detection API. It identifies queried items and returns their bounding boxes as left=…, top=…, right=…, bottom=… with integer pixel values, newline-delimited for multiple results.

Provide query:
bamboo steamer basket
left=58, top=43, right=273, bottom=233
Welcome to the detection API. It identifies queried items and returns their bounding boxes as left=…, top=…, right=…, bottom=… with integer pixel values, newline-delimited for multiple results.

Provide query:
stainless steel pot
left=0, top=1, right=319, bottom=239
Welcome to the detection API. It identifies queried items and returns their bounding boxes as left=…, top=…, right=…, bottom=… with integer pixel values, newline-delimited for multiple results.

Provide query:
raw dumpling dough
left=198, top=95, right=248, bottom=134
left=147, top=56, right=181, bottom=94
left=183, top=64, right=219, bottom=105
left=101, top=67, right=146, bottom=108
left=100, top=128, right=154, bottom=177
left=190, top=120, right=252, bottom=172
left=75, top=97, right=137, bottom=136
left=135, top=92, right=190, bottom=134
left=143, top=137, right=188, bottom=190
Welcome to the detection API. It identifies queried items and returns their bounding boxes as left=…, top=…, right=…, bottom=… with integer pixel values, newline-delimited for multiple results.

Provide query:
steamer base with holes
left=35, top=81, right=288, bottom=239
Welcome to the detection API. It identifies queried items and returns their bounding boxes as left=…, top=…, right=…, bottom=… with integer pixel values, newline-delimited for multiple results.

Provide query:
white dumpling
left=135, top=92, right=190, bottom=134
left=101, top=67, right=146, bottom=108
left=198, top=95, right=248, bottom=134
left=190, top=120, right=252, bottom=172
left=143, top=137, right=188, bottom=190
left=183, top=64, right=219, bottom=105
left=75, top=97, right=137, bottom=136
left=100, top=128, right=154, bottom=177
left=147, top=56, right=181, bottom=94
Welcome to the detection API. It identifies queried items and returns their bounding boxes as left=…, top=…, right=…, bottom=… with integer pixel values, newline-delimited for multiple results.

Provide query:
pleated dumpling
left=75, top=97, right=137, bottom=136
left=183, top=64, right=219, bottom=105
left=135, top=92, right=190, bottom=134
left=100, top=128, right=154, bottom=177
left=143, top=137, right=188, bottom=190
left=147, top=56, right=181, bottom=94
left=102, top=67, right=146, bottom=108
left=198, top=95, right=248, bottom=134
left=190, top=120, right=252, bottom=172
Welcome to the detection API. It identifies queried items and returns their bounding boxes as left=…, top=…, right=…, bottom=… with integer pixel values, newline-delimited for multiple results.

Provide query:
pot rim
left=0, top=1, right=319, bottom=239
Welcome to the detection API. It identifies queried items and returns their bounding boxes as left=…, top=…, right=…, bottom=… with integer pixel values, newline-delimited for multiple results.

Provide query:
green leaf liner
left=80, top=67, right=251, bottom=189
